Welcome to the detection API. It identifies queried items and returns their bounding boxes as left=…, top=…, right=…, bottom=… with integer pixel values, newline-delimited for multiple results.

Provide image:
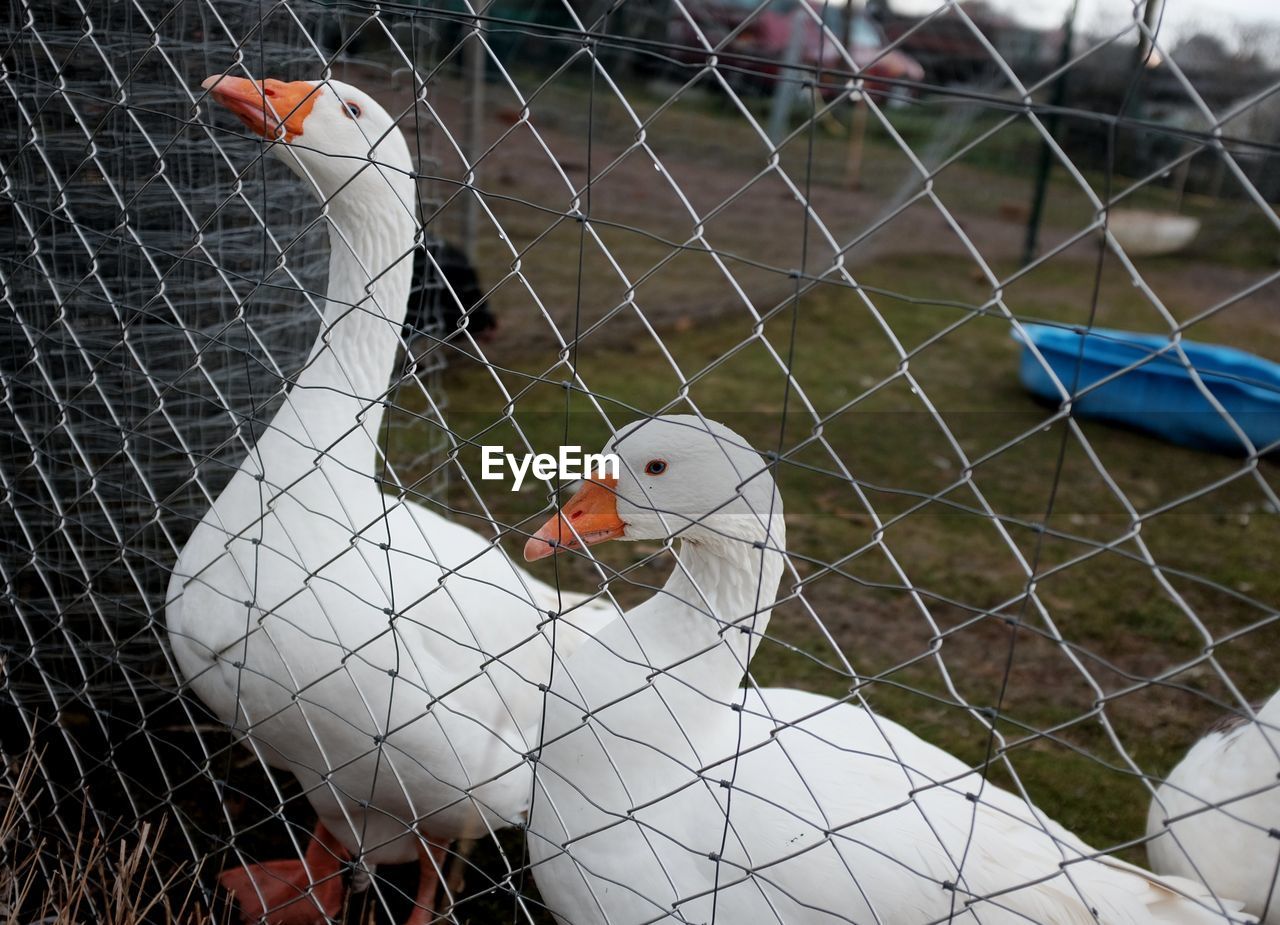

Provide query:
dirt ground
left=329, top=61, right=1279, bottom=359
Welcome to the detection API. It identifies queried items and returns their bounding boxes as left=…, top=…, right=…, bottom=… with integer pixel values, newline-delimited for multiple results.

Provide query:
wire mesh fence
left=2, top=0, right=1278, bottom=923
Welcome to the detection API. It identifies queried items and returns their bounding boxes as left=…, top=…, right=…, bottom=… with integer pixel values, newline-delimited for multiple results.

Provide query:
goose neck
left=650, top=520, right=787, bottom=691
left=276, top=199, right=416, bottom=472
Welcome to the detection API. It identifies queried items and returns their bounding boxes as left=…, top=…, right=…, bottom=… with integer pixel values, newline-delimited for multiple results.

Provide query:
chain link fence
left=2, top=0, right=1278, bottom=923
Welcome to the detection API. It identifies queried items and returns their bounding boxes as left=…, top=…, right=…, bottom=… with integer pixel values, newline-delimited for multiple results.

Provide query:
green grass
left=457, top=67, right=1280, bottom=273
left=407, top=66, right=1279, bottom=402
left=391, top=250, right=1280, bottom=873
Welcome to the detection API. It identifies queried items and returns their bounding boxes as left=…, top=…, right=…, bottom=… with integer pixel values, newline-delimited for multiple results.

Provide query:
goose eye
left=343, top=101, right=362, bottom=119
left=644, top=459, right=667, bottom=476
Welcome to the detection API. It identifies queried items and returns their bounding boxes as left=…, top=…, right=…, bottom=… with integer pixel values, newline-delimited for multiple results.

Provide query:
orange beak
left=524, top=477, right=625, bottom=561
left=201, top=74, right=320, bottom=142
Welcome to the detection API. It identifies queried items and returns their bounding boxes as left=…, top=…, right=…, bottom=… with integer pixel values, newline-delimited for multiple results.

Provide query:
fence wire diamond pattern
left=2, top=1, right=1278, bottom=923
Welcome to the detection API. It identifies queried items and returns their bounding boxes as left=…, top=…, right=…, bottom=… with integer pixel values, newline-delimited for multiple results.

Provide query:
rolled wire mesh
left=1, top=1, right=330, bottom=876
left=1, top=0, right=1278, bottom=923
left=0, top=0, right=453, bottom=909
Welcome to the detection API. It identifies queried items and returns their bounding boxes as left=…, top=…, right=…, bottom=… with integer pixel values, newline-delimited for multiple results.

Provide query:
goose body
left=169, top=436, right=559, bottom=854
left=167, top=76, right=609, bottom=919
left=1147, top=692, right=1280, bottom=924
left=522, top=416, right=1248, bottom=925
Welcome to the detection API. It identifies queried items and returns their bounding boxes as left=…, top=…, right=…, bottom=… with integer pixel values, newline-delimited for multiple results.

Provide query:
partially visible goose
left=1147, top=691, right=1280, bottom=924
left=404, top=238, right=496, bottom=346
left=169, top=75, right=611, bottom=924
left=522, top=415, right=1249, bottom=925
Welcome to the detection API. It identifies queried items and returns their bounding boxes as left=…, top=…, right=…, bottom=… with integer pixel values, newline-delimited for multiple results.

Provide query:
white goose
left=522, top=415, right=1248, bottom=925
left=1147, top=691, right=1280, bottom=924
left=169, top=75, right=610, bottom=924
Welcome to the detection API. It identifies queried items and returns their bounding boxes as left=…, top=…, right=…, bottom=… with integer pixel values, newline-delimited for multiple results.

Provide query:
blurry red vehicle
left=668, top=0, right=924, bottom=101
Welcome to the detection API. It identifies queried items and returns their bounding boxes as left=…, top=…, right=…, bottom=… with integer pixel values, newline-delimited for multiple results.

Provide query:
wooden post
left=767, top=10, right=808, bottom=145
left=846, top=94, right=868, bottom=190
left=462, top=6, right=487, bottom=262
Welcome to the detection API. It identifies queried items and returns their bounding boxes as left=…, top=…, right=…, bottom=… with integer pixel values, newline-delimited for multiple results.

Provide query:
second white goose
left=522, top=414, right=1248, bottom=925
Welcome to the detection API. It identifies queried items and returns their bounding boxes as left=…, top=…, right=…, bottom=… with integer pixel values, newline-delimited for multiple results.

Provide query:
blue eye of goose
left=343, top=101, right=362, bottom=119
left=644, top=460, right=667, bottom=476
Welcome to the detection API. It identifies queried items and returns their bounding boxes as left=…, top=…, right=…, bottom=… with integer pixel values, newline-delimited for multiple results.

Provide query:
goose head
left=524, top=415, right=783, bottom=562
left=201, top=74, right=413, bottom=214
